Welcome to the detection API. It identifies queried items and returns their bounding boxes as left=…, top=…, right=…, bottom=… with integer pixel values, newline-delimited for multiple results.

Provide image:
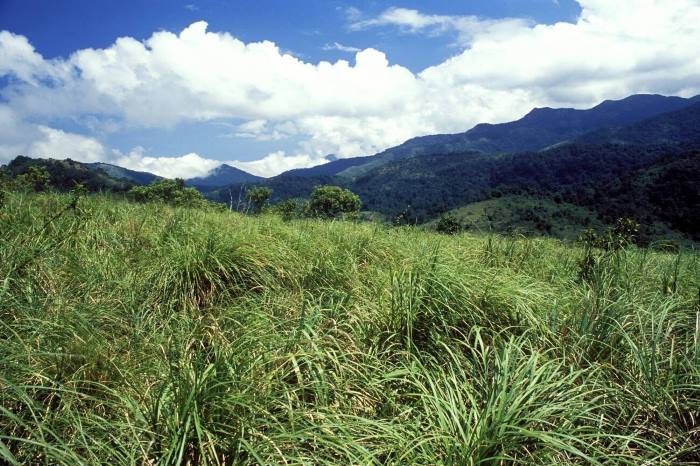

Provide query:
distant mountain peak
left=186, top=162, right=260, bottom=189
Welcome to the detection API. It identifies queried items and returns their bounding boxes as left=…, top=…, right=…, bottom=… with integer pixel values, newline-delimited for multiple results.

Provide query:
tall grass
left=1, top=191, right=698, bottom=464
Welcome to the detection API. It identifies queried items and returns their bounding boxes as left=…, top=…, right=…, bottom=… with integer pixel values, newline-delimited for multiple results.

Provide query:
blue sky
left=0, top=0, right=698, bottom=177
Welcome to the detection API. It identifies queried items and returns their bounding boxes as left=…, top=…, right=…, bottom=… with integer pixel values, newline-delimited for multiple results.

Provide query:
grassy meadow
left=1, top=191, right=699, bottom=464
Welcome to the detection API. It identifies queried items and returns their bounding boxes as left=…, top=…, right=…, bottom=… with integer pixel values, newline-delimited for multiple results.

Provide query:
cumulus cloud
left=1, top=0, right=700, bottom=177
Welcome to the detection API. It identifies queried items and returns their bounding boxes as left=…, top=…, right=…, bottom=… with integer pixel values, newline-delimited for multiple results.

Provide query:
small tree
left=307, top=185, right=361, bottom=220
left=245, top=186, right=273, bottom=214
left=15, top=165, right=51, bottom=192
left=436, top=213, right=462, bottom=235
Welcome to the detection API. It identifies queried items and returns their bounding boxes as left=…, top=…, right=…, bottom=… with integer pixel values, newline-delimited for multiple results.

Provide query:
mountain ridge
left=186, top=164, right=261, bottom=190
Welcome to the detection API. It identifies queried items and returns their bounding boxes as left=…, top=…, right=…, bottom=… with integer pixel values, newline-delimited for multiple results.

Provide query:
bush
left=245, top=186, right=273, bottom=214
left=393, top=205, right=417, bottom=226
left=579, top=218, right=640, bottom=252
left=307, top=185, right=361, bottom=220
left=14, top=165, right=51, bottom=192
left=436, top=213, right=463, bottom=235
left=274, top=198, right=308, bottom=221
left=128, top=179, right=207, bottom=207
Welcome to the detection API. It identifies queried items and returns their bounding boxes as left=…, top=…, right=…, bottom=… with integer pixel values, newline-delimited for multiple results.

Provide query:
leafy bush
left=128, top=178, right=207, bottom=207
left=307, top=185, right=361, bottom=219
left=577, top=218, right=640, bottom=282
left=14, top=165, right=52, bottom=192
left=274, top=198, right=308, bottom=221
left=245, top=186, right=273, bottom=214
left=435, top=213, right=463, bottom=234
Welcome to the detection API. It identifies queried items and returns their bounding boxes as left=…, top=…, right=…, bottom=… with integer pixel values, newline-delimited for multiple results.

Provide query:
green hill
left=1, top=191, right=699, bottom=464
left=5, top=156, right=137, bottom=192
left=430, top=195, right=605, bottom=240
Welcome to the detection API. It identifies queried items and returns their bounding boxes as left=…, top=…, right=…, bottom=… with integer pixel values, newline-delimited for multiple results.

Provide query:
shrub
left=436, top=213, right=462, bottom=235
left=577, top=218, right=640, bottom=282
left=245, top=186, right=273, bottom=214
left=128, top=178, right=207, bottom=207
left=14, top=165, right=51, bottom=192
left=274, top=198, right=308, bottom=221
left=393, top=205, right=417, bottom=226
left=307, top=185, right=361, bottom=220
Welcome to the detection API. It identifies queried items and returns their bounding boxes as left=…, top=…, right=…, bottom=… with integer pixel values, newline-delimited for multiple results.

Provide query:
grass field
left=1, top=191, right=699, bottom=465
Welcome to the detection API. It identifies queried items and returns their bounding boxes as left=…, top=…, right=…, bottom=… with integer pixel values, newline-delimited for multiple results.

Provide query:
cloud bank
left=1, top=0, right=699, bottom=177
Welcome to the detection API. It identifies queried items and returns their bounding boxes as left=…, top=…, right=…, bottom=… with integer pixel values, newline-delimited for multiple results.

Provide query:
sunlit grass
left=1, top=191, right=698, bottom=464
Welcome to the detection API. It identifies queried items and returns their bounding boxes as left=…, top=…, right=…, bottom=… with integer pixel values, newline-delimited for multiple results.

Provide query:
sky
left=1, top=0, right=699, bottom=178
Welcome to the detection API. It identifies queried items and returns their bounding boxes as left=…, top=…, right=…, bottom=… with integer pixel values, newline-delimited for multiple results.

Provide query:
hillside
left=213, top=98, right=700, bottom=242
left=295, top=93, right=700, bottom=180
left=1, top=191, right=698, bottom=464
left=431, top=195, right=606, bottom=240
left=579, top=101, right=700, bottom=146
left=85, top=162, right=161, bottom=185
left=4, top=156, right=137, bottom=192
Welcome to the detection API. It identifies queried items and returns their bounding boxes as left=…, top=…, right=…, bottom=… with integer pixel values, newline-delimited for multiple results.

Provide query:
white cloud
left=227, top=151, right=320, bottom=177
left=112, top=147, right=221, bottom=178
left=322, top=42, right=361, bottom=53
left=1, top=0, right=700, bottom=178
left=349, top=7, right=531, bottom=46
left=28, top=126, right=106, bottom=163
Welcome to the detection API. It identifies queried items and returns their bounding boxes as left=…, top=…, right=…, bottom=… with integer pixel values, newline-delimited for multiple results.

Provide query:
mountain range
left=3, top=93, right=699, bottom=243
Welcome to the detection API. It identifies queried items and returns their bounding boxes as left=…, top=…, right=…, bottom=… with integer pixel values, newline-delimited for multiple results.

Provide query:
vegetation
left=128, top=178, right=207, bottom=207
left=435, top=213, right=463, bottom=234
left=214, top=100, right=700, bottom=243
left=6, top=156, right=136, bottom=192
left=307, top=185, right=361, bottom=219
left=245, top=186, right=273, bottom=214
left=1, top=191, right=699, bottom=464
left=432, top=194, right=604, bottom=240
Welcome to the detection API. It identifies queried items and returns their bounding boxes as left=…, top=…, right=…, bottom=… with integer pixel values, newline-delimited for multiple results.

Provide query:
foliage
left=577, top=218, right=640, bottom=282
left=1, top=192, right=699, bottom=465
left=14, top=165, right=52, bottom=192
left=128, top=178, right=207, bottom=207
left=273, top=198, right=308, bottom=221
left=307, top=185, right=361, bottom=219
left=245, top=186, right=273, bottom=214
left=6, top=156, right=135, bottom=192
left=435, top=213, right=463, bottom=234
left=579, top=218, right=640, bottom=252
left=393, top=205, right=418, bottom=226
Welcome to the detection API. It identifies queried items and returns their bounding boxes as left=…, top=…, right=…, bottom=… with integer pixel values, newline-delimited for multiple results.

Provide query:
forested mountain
left=578, top=101, right=700, bottom=146
left=285, top=93, right=700, bottom=180
left=212, top=96, right=700, bottom=242
left=85, top=162, right=161, bottom=185
left=282, top=156, right=369, bottom=177
left=185, top=164, right=261, bottom=190
left=4, top=156, right=137, bottom=192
